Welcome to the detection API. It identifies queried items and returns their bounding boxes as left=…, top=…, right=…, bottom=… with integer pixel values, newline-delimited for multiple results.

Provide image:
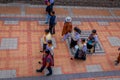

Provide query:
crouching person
left=87, top=29, right=98, bottom=54
left=72, top=38, right=87, bottom=60
left=70, top=27, right=81, bottom=48
left=36, top=49, right=54, bottom=76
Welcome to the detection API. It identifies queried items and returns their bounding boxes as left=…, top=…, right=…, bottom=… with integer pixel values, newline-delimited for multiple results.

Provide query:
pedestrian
left=115, top=47, right=120, bottom=65
left=48, top=0, right=54, bottom=10
left=45, top=1, right=53, bottom=24
left=70, top=27, right=81, bottom=48
left=36, top=49, right=54, bottom=76
left=46, top=40, right=54, bottom=57
left=87, top=29, right=98, bottom=54
left=62, top=16, right=72, bottom=41
left=49, top=11, right=56, bottom=35
left=40, top=29, right=52, bottom=52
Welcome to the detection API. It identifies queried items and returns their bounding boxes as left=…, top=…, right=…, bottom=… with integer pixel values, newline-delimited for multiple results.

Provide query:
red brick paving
left=0, top=6, right=20, bottom=14
left=0, top=21, right=120, bottom=77
left=25, top=7, right=45, bottom=15
left=72, top=9, right=111, bottom=16
left=113, top=10, right=120, bottom=16
left=0, top=5, right=120, bottom=79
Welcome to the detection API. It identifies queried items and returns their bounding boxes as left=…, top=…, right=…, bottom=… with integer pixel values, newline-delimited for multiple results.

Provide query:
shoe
left=36, top=69, right=42, bottom=73
left=40, top=51, right=43, bottom=53
left=70, top=58, right=73, bottom=60
left=38, top=61, right=41, bottom=64
left=46, top=73, right=52, bottom=76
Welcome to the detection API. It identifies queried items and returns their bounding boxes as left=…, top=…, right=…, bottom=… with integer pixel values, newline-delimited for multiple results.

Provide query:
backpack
left=74, top=49, right=86, bottom=60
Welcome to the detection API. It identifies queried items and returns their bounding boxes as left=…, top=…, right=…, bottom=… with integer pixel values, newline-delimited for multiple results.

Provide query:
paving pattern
left=0, top=3, right=120, bottom=80
left=0, top=38, right=18, bottom=50
left=66, top=30, right=105, bottom=56
left=0, top=70, right=16, bottom=79
left=108, top=37, right=120, bottom=46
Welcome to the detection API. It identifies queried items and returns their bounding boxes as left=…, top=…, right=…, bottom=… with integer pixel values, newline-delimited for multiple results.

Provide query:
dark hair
left=51, top=11, right=55, bottom=14
left=74, top=27, right=81, bottom=34
left=92, top=29, right=97, bottom=33
left=48, top=40, right=52, bottom=44
left=81, top=38, right=86, bottom=42
left=45, top=49, right=50, bottom=54
left=45, top=29, right=50, bottom=33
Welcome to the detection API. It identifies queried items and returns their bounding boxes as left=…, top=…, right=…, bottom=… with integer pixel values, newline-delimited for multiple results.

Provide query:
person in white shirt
left=40, top=29, right=52, bottom=52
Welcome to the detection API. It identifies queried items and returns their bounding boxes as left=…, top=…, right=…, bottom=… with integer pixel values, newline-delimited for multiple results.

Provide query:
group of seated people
left=62, top=26, right=98, bottom=60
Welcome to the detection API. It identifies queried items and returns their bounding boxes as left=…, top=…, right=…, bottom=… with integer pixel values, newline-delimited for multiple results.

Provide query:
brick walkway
left=0, top=3, right=120, bottom=80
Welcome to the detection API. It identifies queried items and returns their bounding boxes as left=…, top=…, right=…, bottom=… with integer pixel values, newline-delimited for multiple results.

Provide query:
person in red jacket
left=36, top=49, right=54, bottom=76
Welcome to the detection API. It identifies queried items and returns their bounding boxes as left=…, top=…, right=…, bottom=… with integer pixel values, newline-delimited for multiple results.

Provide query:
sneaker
left=38, top=61, right=41, bottom=64
left=46, top=73, right=52, bottom=76
left=36, top=69, right=42, bottom=73
left=40, top=51, right=43, bottom=53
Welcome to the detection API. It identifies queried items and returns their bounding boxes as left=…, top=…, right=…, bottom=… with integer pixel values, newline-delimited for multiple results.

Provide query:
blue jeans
left=45, top=14, right=51, bottom=23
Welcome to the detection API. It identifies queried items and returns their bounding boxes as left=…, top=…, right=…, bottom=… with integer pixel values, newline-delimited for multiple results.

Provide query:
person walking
left=62, top=16, right=73, bottom=41
left=49, top=11, right=56, bottom=35
left=40, top=29, right=52, bottom=52
left=46, top=40, right=54, bottom=57
left=45, top=1, right=53, bottom=24
left=36, top=49, right=54, bottom=76
left=48, top=0, right=54, bottom=10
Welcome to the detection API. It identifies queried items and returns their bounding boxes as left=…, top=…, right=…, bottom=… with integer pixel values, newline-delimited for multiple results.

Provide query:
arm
left=92, top=35, right=98, bottom=45
left=72, top=33, right=80, bottom=41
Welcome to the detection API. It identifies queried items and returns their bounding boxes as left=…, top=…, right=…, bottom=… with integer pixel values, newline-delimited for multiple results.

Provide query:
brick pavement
left=0, top=3, right=120, bottom=80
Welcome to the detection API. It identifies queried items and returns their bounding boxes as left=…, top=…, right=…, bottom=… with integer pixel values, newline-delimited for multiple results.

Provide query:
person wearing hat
left=70, top=27, right=81, bottom=48
left=62, top=16, right=73, bottom=40
left=87, top=29, right=98, bottom=54
left=40, top=29, right=52, bottom=52
left=36, top=49, right=54, bottom=76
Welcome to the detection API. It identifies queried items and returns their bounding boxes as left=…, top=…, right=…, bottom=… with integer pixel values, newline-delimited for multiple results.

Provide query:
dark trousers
left=43, top=44, right=47, bottom=51
left=49, top=25, right=55, bottom=34
left=39, top=65, right=52, bottom=74
left=70, top=38, right=77, bottom=48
